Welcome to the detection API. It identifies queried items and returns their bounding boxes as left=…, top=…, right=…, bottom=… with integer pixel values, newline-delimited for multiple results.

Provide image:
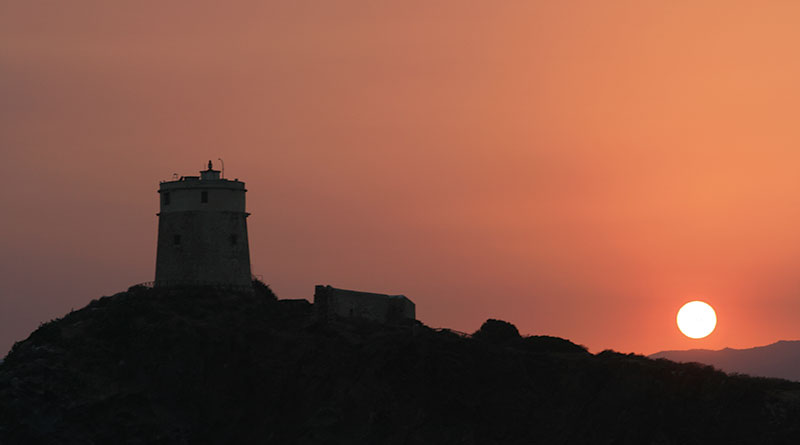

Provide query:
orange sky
left=3, top=1, right=800, bottom=355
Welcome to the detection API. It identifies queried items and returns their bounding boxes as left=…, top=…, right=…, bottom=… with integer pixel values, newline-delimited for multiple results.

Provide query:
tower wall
left=154, top=167, right=252, bottom=289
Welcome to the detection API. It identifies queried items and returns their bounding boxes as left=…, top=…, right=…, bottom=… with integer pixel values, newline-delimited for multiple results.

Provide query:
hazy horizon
left=3, top=1, right=800, bottom=356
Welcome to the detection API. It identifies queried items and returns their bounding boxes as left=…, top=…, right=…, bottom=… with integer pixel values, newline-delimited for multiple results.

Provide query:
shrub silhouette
left=252, top=278, right=277, bottom=300
left=472, top=319, right=521, bottom=344
left=522, top=335, right=588, bottom=354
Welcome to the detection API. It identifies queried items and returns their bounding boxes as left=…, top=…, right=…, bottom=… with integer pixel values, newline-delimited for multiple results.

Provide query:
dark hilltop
left=2, top=285, right=800, bottom=444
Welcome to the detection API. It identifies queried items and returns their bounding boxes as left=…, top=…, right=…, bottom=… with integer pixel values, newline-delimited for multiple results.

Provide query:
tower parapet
left=154, top=161, right=252, bottom=290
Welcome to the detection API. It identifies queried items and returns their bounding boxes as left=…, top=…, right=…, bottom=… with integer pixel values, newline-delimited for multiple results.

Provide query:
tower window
left=230, top=234, right=238, bottom=245
left=173, top=235, right=181, bottom=245
left=201, top=191, right=208, bottom=203
left=163, top=192, right=171, bottom=205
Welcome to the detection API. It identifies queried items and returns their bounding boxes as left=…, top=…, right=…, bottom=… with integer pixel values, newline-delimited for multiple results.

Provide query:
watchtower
left=154, top=161, right=252, bottom=289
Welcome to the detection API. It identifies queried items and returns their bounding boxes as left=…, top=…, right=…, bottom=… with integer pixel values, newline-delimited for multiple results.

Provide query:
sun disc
left=676, top=301, right=716, bottom=339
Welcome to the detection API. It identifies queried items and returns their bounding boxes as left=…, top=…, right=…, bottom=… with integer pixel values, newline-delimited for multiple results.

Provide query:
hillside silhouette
left=652, top=341, right=800, bottom=382
left=2, top=286, right=800, bottom=444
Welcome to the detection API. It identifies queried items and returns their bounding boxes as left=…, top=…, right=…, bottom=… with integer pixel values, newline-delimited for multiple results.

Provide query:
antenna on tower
left=217, top=158, right=225, bottom=178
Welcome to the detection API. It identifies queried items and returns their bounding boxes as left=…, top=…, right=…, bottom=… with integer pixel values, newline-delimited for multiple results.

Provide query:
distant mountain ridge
left=651, top=340, right=800, bottom=382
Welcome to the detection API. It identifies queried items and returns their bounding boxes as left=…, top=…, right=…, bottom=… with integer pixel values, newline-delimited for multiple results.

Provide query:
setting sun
left=677, top=301, right=717, bottom=339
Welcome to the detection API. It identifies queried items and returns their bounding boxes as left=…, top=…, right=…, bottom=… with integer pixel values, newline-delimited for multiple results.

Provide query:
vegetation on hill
left=1, top=286, right=800, bottom=444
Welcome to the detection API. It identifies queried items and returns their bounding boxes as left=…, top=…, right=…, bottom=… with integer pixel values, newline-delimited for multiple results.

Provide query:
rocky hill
left=651, top=341, right=800, bottom=382
left=2, top=285, right=800, bottom=444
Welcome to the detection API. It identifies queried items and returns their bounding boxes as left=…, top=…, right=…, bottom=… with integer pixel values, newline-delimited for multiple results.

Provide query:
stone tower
left=154, top=161, right=252, bottom=289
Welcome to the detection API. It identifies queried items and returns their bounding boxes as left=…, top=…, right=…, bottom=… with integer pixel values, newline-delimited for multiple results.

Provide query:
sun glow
left=676, top=301, right=717, bottom=339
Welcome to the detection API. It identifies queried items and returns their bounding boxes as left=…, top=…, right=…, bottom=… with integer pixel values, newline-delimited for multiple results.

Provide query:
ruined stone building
left=154, top=161, right=252, bottom=289
left=314, top=285, right=415, bottom=324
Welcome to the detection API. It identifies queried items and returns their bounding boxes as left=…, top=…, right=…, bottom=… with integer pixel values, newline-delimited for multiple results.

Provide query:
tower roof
left=201, top=160, right=221, bottom=180
left=159, top=161, right=243, bottom=190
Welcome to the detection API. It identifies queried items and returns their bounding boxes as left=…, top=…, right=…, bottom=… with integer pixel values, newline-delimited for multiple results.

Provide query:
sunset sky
left=3, top=1, right=800, bottom=356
